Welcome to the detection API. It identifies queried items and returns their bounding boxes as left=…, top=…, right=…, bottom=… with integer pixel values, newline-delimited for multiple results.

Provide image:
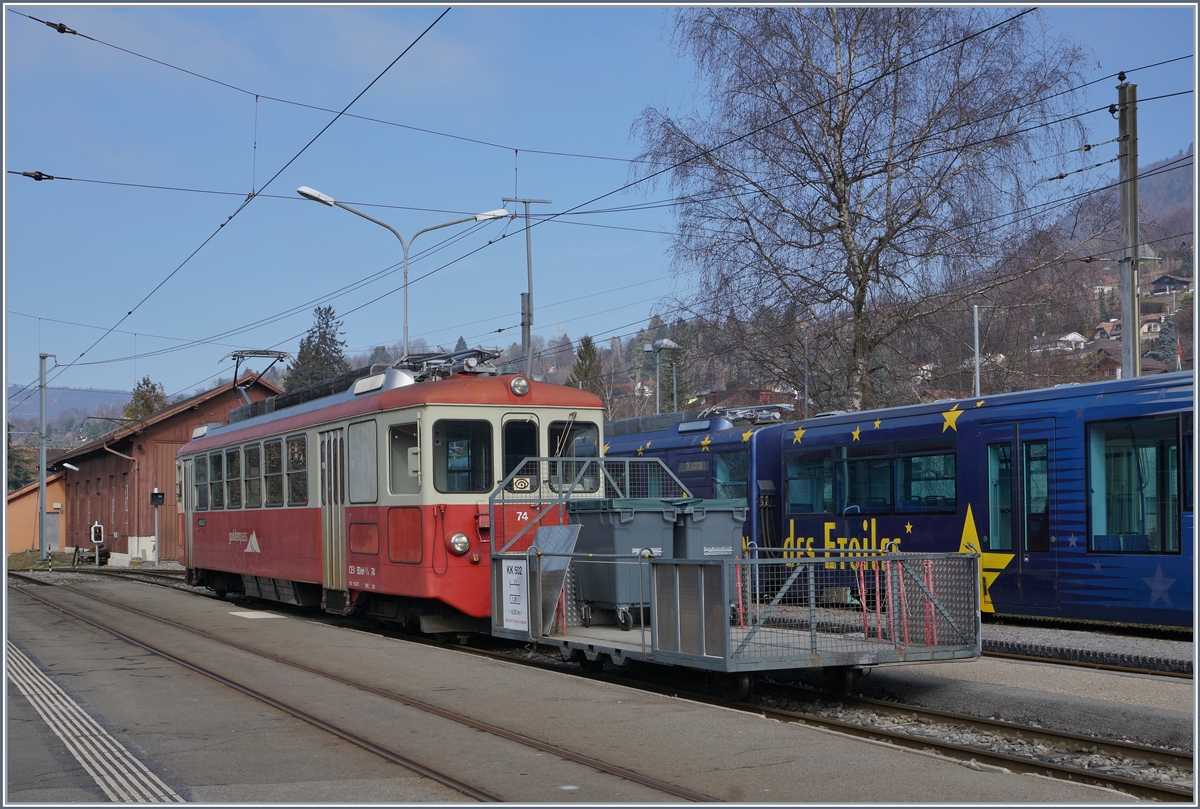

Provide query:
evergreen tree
left=123, top=376, right=168, bottom=421
left=367, top=346, right=393, bottom=367
left=7, top=424, right=37, bottom=493
left=454, top=335, right=469, bottom=352
left=566, top=336, right=604, bottom=396
left=286, top=306, right=349, bottom=391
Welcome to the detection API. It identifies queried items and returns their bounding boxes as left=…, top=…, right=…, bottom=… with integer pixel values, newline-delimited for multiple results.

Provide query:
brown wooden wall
left=60, top=383, right=275, bottom=561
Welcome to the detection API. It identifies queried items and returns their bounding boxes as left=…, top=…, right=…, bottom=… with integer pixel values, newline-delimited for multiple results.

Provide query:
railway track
left=983, top=648, right=1193, bottom=679
left=9, top=570, right=1192, bottom=801
left=6, top=572, right=718, bottom=803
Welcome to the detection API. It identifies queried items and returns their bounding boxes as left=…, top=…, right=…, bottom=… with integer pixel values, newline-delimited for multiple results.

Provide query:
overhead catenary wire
left=9, top=11, right=1190, bottom=400
left=7, top=9, right=452, bottom=411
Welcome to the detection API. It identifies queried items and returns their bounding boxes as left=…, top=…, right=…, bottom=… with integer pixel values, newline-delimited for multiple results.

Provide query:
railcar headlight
left=448, top=533, right=471, bottom=555
left=510, top=376, right=530, bottom=396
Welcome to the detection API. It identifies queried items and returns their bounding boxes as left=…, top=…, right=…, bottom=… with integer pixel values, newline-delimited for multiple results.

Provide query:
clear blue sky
left=4, top=5, right=1195, bottom=403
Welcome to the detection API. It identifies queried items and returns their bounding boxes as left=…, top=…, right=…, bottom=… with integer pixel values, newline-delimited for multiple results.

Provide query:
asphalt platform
left=6, top=577, right=1136, bottom=803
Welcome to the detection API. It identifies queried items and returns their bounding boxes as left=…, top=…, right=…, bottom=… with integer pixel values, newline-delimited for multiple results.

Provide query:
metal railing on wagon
left=488, top=457, right=982, bottom=673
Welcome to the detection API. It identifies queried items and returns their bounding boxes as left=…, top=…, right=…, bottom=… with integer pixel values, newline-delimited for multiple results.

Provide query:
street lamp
left=297, top=186, right=509, bottom=359
left=643, top=338, right=682, bottom=414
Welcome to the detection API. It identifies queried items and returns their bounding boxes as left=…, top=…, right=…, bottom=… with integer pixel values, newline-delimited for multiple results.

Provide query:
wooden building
left=48, top=376, right=281, bottom=562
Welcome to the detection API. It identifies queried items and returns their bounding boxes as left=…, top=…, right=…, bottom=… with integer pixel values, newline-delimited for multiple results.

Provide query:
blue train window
left=837, top=444, right=892, bottom=515
left=897, top=450, right=957, bottom=515
left=786, top=450, right=832, bottom=514
left=714, top=450, right=748, bottom=501
left=1184, top=412, right=1193, bottom=512
left=1087, top=415, right=1181, bottom=554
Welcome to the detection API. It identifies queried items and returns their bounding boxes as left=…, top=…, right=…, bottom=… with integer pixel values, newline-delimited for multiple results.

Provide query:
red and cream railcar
left=177, top=358, right=603, bottom=632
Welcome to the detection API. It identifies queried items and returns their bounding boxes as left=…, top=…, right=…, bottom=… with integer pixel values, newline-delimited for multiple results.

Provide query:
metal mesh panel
left=728, top=552, right=979, bottom=664
left=489, top=457, right=690, bottom=554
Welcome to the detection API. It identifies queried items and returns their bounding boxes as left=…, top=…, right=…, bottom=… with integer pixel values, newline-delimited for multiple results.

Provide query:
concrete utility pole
left=1117, top=79, right=1140, bottom=378
left=502, top=197, right=551, bottom=377
left=38, top=353, right=55, bottom=561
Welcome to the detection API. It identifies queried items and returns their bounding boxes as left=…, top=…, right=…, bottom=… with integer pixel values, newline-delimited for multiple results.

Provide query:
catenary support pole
left=502, top=197, right=551, bottom=377
left=1118, top=81, right=1140, bottom=378
left=37, top=353, right=54, bottom=561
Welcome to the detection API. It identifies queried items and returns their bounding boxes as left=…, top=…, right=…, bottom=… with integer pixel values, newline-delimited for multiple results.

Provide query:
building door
left=981, top=419, right=1058, bottom=608
left=157, top=442, right=184, bottom=560
left=320, top=429, right=347, bottom=604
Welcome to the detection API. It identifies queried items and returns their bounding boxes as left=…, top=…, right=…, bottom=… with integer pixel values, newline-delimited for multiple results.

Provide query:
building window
left=287, top=435, right=308, bottom=506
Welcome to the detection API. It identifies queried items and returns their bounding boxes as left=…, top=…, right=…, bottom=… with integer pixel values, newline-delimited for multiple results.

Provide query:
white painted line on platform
left=6, top=640, right=185, bottom=802
left=228, top=611, right=283, bottom=619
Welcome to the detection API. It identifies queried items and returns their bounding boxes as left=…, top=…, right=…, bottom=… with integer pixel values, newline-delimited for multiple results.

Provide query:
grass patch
left=7, top=550, right=77, bottom=570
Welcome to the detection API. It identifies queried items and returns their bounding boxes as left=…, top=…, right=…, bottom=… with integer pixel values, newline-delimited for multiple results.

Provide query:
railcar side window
left=194, top=455, right=209, bottom=510
left=896, top=439, right=957, bottom=515
left=836, top=444, right=891, bottom=515
left=986, top=444, right=1013, bottom=551
left=1087, top=415, right=1180, bottom=553
left=225, top=449, right=242, bottom=509
left=244, top=444, right=262, bottom=508
left=209, top=453, right=224, bottom=509
left=1022, top=441, right=1050, bottom=553
left=1184, top=412, right=1193, bottom=512
left=713, top=450, right=749, bottom=501
left=264, top=439, right=284, bottom=507
left=786, top=450, right=832, bottom=514
left=389, top=424, right=421, bottom=495
left=348, top=420, right=378, bottom=504
left=287, top=435, right=308, bottom=506
left=433, top=420, right=492, bottom=493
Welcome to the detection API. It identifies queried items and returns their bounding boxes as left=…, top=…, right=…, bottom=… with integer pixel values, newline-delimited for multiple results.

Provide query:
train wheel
left=822, top=666, right=858, bottom=694
left=721, top=673, right=754, bottom=701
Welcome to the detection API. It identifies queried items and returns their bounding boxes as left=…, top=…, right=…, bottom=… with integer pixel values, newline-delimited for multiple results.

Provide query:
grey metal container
left=569, top=499, right=680, bottom=627
left=672, top=499, right=748, bottom=560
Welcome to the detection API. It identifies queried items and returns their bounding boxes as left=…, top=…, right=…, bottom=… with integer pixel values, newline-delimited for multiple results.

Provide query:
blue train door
left=981, top=419, right=1058, bottom=608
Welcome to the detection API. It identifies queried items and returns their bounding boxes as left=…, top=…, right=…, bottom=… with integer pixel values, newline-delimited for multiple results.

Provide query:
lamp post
left=643, top=338, right=681, bottom=414
left=298, top=186, right=508, bottom=359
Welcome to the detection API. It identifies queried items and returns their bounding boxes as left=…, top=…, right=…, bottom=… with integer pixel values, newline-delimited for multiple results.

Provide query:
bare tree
left=634, top=7, right=1091, bottom=410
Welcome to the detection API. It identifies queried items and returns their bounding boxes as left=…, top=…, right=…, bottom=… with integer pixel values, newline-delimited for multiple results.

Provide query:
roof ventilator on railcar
left=697, top=403, right=795, bottom=424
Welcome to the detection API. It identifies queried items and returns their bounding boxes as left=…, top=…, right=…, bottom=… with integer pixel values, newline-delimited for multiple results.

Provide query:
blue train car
left=608, top=374, right=1193, bottom=630
left=604, top=406, right=790, bottom=554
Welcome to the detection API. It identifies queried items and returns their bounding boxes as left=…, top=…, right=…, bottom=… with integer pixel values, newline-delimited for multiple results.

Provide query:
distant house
left=43, top=376, right=281, bottom=563
left=1082, top=339, right=1171, bottom=379
left=1140, top=313, right=1167, bottom=340
left=1033, top=331, right=1088, bottom=352
left=1147, top=274, right=1192, bottom=296
left=1094, top=320, right=1121, bottom=341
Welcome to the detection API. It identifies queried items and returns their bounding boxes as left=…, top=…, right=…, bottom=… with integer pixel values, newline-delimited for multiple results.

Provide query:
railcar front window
left=549, top=420, right=600, bottom=493
left=287, top=435, right=308, bottom=506
left=433, top=420, right=492, bottom=493
left=194, top=455, right=208, bottom=510
left=1087, top=415, right=1180, bottom=553
left=503, top=419, right=539, bottom=482
left=713, top=450, right=748, bottom=501
left=244, top=444, right=262, bottom=508
left=786, top=450, right=832, bottom=514
left=226, top=449, right=242, bottom=509
left=209, top=453, right=224, bottom=509
left=264, top=439, right=284, bottom=507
